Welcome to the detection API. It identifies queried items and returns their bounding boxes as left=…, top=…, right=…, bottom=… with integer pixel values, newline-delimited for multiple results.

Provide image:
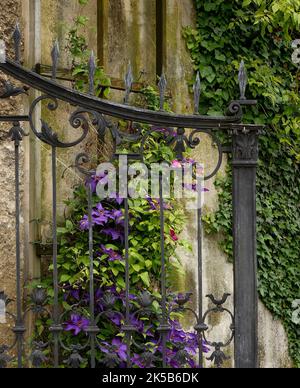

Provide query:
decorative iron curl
left=227, top=101, right=242, bottom=117
left=109, top=121, right=143, bottom=146
left=29, top=95, right=90, bottom=148
left=188, top=129, right=223, bottom=181
left=138, top=126, right=223, bottom=181
left=75, top=153, right=94, bottom=177
left=58, top=304, right=91, bottom=354
left=90, top=111, right=109, bottom=140
left=0, top=80, right=29, bottom=99
left=129, top=292, right=159, bottom=351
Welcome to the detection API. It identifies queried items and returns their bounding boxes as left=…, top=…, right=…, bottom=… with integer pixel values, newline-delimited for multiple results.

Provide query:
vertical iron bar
left=14, top=126, right=23, bottom=368
left=197, top=176, right=203, bottom=368
left=51, top=146, right=59, bottom=368
left=87, top=182, right=96, bottom=368
left=124, top=197, right=132, bottom=367
left=159, top=174, right=167, bottom=368
left=232, top=125, right=261, bottom=369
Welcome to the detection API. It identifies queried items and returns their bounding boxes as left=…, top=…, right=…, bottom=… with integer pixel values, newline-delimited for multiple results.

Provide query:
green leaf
left=139, top=272, right=150, bottom=287
left=60, top=274, right=71, bottom=283
left=145, top=260, right=152, bottom=269
left=131, top=264, right=142, bottom=272
left=111, top=267, right=119, bottom=277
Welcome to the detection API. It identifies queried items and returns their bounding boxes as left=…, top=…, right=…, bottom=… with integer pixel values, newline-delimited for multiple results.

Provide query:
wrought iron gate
left=0, top=25, right=263, bottom=369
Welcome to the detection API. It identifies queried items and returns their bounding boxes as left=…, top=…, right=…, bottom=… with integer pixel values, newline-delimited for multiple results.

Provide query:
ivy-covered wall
left=184, top=0, right=300, bottom=367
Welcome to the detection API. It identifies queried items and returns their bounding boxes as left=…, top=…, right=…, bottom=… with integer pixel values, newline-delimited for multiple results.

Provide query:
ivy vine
left=184, top=0, right=300, bottom=366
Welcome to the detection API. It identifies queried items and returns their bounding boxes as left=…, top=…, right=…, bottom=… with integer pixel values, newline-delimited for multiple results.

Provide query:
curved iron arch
left=0, top=59, right=242, bottom=129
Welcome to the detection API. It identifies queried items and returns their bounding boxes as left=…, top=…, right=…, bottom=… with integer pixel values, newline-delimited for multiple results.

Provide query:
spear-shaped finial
left=51, top=40, right=60, bottom=80
left=124, top=62, right=133, bottom=104
left=0, top=40, right=6, bottom=63
left=193, top=71, right=201, bottom=114
left=238, top=60, right=248, bottom=100
left=158, top=72, right=167, bottom=111
left=88, top=51, right=96, bottom=95
left=13, top=22, right=21, bottom=63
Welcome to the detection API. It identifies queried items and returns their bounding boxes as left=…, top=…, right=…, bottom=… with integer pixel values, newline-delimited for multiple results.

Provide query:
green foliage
left=184, top=0, right=300, bottom=366
left=33, top=6, right=196, bottom=362
left=56, top=185, right=187, bottom=293
left=66, top=0, right=111, bottom=97
left=140, top=86, right=171, bottom=112
left=33, top=87, right=194, bottom=366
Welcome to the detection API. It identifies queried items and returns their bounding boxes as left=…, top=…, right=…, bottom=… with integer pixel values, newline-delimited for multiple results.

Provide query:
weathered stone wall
left=0, top=0, right=23, bottom=348
left=98, top=0, right=293, bottom=368
left=0, top=0, right=294, bottom=368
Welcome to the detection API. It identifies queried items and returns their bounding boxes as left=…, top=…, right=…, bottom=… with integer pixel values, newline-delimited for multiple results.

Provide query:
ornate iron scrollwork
left=172, top=292, right=234, bottom=369
left=202, top=294, right=235, bottom=368
left=28, top=94, right=111, bottom=148
left=29, top=342, right=49, bottom=368
left=0, top=80, right=29, bottom=99
left=8, top=122, right=28, bottom=144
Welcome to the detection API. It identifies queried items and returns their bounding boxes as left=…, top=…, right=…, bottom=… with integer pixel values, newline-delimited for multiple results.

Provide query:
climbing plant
left=66, top=0, right=111, bottom=97
left=184, top=0, right=300, bottom=366
left=29, top=0, right=209, bottom=368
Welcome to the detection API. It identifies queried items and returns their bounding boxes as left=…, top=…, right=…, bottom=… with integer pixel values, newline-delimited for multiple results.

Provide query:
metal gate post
left=232, top=124, right=263, bottom=369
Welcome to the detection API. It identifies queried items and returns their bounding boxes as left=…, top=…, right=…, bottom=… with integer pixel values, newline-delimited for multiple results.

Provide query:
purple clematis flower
left=102, top=228, right=124, bottom=242
left=146, top=196, right=159, bottom=210
left=79, top=215, right=94, bottom=231
left=101, top=245, right=123, bottom=262
left=87, top=171, right=109, bottom=193
left=146, top=196, right=173, bottom=211
left=108, top=210, right=124, bottom=225
left=131, top=354, right=145, bottom=368
left=100, top=338, right=127, bottom=362
left=79, top=203, right=112, bottom=230
left=107, top=312, right=122, bottom=327
left=152, top=126, right=177, bottom=138
left=130, top=314, right=144, bottom=333
left=64, top=314, right=89, bottom=336
left=63, top=287, right=82, bottom=302
left=94, top=289, right=104, bottom=311
left=92, top=203, right=111, bottom=225
left=69, top=289, right=81, bottom=301
left=111, top=338, right=127, bottom=361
